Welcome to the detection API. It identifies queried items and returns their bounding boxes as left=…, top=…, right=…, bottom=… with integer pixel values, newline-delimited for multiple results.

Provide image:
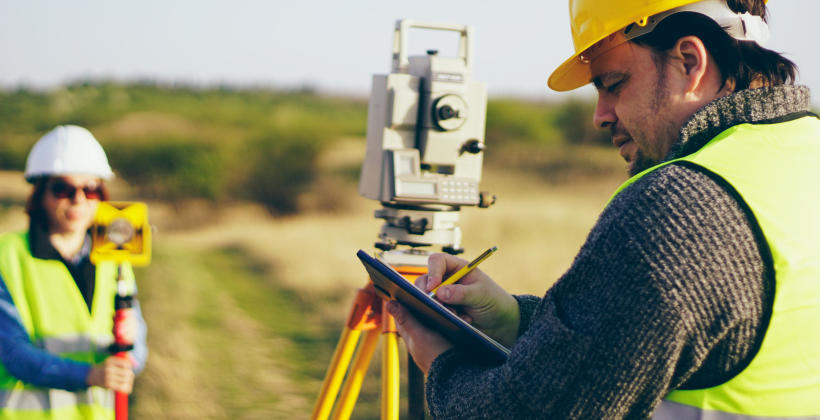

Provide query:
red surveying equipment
left=90, top=202, right=152, bottom=420
left=111, top=267, right=135, bottom=420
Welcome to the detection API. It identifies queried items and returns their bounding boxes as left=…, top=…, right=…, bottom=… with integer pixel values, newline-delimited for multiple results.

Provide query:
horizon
left=2, top=1, right=817, bottom=104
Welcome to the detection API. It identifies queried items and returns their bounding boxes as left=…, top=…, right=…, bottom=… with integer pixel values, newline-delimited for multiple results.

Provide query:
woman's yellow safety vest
left=0, top=231, right=133, bottom=420
left=611, top=115, right=820, bottom=419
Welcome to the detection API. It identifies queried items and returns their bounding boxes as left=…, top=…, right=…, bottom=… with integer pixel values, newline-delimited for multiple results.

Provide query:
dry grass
left=151, top=164, right=625, bottom=297
left=0, top=171, right=28, bottom=234
left=461, top=168, right=624, bottom=294
left=0, top=140, right=629, bottom=419
left=130, top=247, right=319, bottom=420
left=137, top=157, right=625, bottom=419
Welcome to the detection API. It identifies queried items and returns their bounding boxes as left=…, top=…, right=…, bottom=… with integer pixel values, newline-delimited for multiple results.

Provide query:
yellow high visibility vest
left=611, top=115, right=820, bottom=418
left=0, top=231, right=132, bottom=420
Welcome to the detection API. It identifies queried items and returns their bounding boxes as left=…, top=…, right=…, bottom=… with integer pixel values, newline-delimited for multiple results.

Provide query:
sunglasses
left=48, top=180, right=104, bottom=200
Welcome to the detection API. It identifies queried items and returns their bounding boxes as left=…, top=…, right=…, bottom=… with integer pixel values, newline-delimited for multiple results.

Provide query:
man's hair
left=632, top=0, right=797, bottom=91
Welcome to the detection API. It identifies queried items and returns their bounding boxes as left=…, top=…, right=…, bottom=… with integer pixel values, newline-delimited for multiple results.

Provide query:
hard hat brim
left=548, top=31, right=630, bottom=92
left=548, top=53, right=593, bottom=92
left=24, top=170, right=115, bottom=183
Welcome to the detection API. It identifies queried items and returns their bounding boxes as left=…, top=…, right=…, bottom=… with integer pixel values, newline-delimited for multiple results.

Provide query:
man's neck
left=667, top=85, right=812, bottom=160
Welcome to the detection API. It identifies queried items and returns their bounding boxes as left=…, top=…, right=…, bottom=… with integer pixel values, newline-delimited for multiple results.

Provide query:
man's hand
left=86, top=356, right=135, bottom=393
left=419, top=253, right=520, bottom=348
left=387, top=252, right=521, bottom=374
left=386, top=301, right=452, bottom=374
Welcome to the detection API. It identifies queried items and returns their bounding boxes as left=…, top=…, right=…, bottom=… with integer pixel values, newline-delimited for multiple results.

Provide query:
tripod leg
left=407, top=356, right=426, bottom=420
left=312, top=327, right=363, bottom=420
left=331, top=329, right=381, bottom=420
left=393, top=264, right=429, bottom=419
left=381, top=330, right=400, bottom=420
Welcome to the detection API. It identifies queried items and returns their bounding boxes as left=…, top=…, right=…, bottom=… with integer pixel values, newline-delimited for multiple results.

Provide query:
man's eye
left=606, top=81, right=623, bottom=93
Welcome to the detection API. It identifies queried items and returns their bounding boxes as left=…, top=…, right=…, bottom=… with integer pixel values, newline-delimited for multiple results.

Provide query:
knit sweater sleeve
left=425, top=164, right=768, bottom=419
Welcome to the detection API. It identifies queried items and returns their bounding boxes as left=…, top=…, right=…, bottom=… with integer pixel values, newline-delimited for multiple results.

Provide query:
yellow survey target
left=90, top=201, right=152, bottom=266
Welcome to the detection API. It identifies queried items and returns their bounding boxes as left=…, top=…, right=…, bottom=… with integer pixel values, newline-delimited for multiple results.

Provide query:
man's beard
left=627, top=59, right=675, bottom=177
left=629, top=150, right=659, bottom=176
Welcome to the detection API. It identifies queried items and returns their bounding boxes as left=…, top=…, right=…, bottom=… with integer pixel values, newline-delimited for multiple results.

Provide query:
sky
left=1, top=1, right=817, bottom=103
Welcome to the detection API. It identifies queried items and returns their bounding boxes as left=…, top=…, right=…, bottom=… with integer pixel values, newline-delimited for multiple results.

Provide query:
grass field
left=0, top=136, right=627, bottom=418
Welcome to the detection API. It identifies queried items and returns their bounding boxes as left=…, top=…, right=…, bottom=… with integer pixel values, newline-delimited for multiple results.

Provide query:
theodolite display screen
left=396, top=180, right=437, bottom=197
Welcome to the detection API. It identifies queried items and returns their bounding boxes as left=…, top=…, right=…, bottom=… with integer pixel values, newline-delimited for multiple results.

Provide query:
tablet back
left=357, top=250, right=510, bottom=365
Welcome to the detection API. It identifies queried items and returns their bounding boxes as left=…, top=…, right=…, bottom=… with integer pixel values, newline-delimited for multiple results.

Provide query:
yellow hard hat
left=548, top=0, right=770, bottom=92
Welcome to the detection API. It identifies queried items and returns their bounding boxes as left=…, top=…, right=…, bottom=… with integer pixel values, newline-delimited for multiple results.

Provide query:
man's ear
left=670, top=35, right=710, bottom=94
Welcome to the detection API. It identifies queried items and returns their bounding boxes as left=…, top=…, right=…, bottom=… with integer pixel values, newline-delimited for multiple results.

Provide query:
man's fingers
left=386, top=300, right=454, bottom=373
left=387, top=301, right=427, bottom=346
left=427, top=253, right=468, bottom=289
left=387, top=301, right=412, bottom=331
left=438, top=281, right=495, bottom=309
left=426, top=254, right=448, bottom=287
left=435, top=284, right=470, bottom=305
left=415, top=274, right=429, bottom=290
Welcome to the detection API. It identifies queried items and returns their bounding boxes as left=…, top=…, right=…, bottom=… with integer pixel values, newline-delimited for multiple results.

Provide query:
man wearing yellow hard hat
left=387, top=0, right=820, bottom=418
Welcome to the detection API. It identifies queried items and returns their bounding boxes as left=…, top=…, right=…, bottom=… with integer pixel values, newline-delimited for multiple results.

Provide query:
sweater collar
left=666, top=85, right=813, bottom=160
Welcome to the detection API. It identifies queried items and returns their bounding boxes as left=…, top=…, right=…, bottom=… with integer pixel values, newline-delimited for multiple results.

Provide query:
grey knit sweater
left=425, top=85, right=813, bottom=419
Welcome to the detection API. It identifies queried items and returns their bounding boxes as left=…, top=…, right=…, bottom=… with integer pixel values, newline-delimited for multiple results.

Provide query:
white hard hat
left=24, top=125, right=115, bottom=182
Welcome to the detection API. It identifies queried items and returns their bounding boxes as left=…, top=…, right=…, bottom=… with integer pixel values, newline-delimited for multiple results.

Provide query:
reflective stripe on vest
left=0, top=231, right=131, bottom=419
left=607, top=116, right=820, bottom=418
left=655, top=401, right=820, bottom=420
left=0, top=388, right=113, bottom=410
left=34, top=334, right=114, bottom=356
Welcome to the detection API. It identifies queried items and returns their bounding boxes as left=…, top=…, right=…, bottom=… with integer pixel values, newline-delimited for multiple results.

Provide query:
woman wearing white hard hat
left=0, top=125, right=147, bottom=419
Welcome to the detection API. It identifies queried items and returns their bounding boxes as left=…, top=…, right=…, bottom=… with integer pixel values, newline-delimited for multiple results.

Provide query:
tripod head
left=359, top=19, right=494, bottom=254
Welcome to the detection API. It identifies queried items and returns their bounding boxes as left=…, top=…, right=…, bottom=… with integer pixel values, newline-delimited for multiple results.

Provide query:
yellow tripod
left=312, top=264, right=427, bottom=420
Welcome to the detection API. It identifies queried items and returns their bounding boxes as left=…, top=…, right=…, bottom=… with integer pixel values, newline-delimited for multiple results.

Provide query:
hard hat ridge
left=24, top=125, right=115, bottom=182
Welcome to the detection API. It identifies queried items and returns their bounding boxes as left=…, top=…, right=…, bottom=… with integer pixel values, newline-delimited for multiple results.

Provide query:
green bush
left=0, top=81, right=618, bottom=213
left=484, top=97, right=610, bottom=147
left=486, top=99, right=562, bottom=145
left=240, top=131, right=320, bottom=214
left=106, top=139, right=227, bottom=201
left=552, top=98, right=610, bottom=146
left=0, top=140, right=29, bottom=171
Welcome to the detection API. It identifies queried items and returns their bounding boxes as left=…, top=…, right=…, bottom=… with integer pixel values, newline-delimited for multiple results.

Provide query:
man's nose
left=593, top=96, right=617, bottom=129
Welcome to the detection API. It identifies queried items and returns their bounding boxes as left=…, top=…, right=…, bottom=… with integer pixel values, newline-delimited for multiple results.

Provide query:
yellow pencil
left=428, top=246, right=498, bottom=298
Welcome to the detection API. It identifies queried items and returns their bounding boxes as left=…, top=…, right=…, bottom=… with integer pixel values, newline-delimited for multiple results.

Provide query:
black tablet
left=356, top=250, right=510, bottom=365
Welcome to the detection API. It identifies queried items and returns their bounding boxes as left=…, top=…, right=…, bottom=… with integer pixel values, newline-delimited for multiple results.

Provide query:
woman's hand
left=86, top=356, right=134, bottom=393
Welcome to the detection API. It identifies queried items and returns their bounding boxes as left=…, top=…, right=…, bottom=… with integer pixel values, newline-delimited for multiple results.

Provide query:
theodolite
left=313, top=19, right=494, bottom=420
left=358, top=19, right=494, bottom=260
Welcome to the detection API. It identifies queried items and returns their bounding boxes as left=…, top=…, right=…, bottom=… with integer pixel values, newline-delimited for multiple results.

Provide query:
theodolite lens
left=438, top=105, right=458, bottom=120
